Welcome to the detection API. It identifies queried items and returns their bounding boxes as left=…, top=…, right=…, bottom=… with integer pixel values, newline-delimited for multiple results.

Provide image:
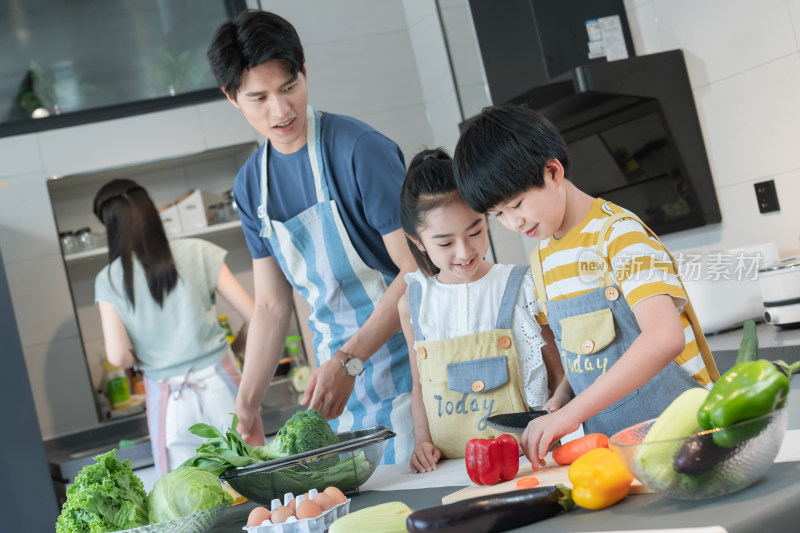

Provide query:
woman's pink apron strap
left=220, top=350, right=242, bottom=387
left=143, top=375, right=172, bottom=476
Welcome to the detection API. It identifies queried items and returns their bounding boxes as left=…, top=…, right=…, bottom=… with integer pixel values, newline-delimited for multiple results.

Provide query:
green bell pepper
left=698, top=359, right=800, bottom=447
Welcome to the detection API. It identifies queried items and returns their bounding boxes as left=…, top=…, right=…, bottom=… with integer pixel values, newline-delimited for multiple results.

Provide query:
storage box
left=159, top=204, right=183, bottom=236
left=176, top=190, right=223, bottom=230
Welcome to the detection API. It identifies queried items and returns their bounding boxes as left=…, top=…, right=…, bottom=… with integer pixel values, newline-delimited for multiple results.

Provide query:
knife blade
left=485, top=410, right=549, bottom=433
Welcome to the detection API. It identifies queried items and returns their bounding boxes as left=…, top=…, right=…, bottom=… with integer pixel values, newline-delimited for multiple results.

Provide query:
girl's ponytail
left=400, top=148, right=459, bottom=277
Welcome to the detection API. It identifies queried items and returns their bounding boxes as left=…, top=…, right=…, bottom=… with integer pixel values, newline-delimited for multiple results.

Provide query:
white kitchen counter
left=359, top=429, right=800, bottom=494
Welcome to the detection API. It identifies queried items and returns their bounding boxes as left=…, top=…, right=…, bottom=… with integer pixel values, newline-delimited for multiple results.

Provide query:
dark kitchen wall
left=0, top=246, right=59, bottom=529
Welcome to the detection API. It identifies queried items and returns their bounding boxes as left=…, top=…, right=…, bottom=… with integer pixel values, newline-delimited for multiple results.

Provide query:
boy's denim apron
left=530, top=208, right=719, bottom=438
left=256, top=106, right=413, bottom=464
left=408, top=265, right=529, bottom=458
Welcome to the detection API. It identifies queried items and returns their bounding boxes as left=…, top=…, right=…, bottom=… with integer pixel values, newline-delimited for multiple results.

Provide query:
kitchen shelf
left=64, top=219, right=243, bottom=263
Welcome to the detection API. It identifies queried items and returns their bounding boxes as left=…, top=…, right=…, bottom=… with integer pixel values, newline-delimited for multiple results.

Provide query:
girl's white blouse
left=405, top=264, right=549, bottom=409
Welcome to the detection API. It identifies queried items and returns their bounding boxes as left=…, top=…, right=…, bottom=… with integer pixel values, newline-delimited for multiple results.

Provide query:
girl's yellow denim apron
left=408, top=265, right=529, bottom=458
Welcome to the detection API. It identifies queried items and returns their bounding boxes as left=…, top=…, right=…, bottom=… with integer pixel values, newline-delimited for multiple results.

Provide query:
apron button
left=471, top=380, right=485, bottom=393
left=497, top=336, right=512, bottom=349
left=604, top=287, right=620, bottom=301
left=417, top=347, right=427, bottom=359
left=581, top=339, right=595, bottom=354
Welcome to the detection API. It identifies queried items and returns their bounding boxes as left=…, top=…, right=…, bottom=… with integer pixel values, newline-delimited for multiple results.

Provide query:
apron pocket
left=447, top=356, right=508, bottom=394
left=560, top=308, right=616, bottom=355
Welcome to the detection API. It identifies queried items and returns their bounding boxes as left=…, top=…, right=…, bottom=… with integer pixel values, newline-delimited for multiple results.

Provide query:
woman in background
left=93, top=179, right=255, bottom=475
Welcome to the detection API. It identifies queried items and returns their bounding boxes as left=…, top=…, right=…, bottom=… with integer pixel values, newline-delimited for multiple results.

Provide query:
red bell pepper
left=496, top=434, right=520, bottom=481
left=465, top=434, right=520, bottom=485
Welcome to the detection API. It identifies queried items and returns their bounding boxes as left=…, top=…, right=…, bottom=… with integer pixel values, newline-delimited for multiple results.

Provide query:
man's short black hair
left=207, top=10, right=304, bottom=99
left=453, top=104, right=571, bottom=213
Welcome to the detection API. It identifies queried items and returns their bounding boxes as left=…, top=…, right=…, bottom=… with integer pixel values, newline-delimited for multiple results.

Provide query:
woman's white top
left=405, top=264, right=549, bottom=409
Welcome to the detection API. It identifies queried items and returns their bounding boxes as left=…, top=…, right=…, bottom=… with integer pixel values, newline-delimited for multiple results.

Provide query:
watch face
left=345, top=357, right=364, bottom=376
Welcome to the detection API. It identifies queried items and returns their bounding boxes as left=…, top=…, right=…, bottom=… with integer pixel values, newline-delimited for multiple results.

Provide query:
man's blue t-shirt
left=233, top=112, right=406, bottom=277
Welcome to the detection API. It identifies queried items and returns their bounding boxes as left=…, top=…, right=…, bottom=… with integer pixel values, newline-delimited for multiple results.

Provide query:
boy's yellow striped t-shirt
left=533, top=199, right=712, bottom=388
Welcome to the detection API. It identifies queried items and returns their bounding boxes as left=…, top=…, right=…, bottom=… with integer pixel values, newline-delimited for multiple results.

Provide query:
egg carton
left=242, top=489, right=351, bottom=533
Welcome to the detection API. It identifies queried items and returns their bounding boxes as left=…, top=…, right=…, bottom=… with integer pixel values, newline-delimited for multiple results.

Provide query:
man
left=207, top=10, right=416, bottom=463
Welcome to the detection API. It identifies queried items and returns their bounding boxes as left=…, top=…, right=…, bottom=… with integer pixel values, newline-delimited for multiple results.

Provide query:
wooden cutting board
left=442, top=457, right=651, bottom=504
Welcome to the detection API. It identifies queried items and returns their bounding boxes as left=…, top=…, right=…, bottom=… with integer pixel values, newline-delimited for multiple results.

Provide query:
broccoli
left=266, top=409, right=340, bottom=460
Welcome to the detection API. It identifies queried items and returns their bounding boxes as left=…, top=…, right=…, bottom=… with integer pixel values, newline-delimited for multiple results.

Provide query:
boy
left=453, top=104, right=719, bottom=466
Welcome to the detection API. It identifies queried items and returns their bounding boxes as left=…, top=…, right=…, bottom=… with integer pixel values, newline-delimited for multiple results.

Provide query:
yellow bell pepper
left=568, top=447, right=634, bottom=510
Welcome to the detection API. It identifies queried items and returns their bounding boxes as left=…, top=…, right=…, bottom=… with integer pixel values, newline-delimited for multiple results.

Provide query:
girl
left=93, top=179, right=255, bottom=475
left=397, top=149, right=563, bottom=473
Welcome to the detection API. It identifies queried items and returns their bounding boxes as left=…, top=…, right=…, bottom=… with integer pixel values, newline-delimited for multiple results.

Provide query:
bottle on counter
left=285, top=336, right=309, bottom=392
left=104, top=359, right=131, bottom=409
left=218, top=315, right=243, bottom=369
left=218, top=315, right=235, bottom=344
left=129, top=365, right=146, bottom=396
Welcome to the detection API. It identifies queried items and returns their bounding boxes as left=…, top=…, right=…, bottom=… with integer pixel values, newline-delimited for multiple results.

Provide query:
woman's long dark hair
left=400, top=148, right=461, bottom=277
left=93, top=179, right=177, bottom=308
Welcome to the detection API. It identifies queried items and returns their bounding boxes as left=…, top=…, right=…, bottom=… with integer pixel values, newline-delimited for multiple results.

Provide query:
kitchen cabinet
left=46, top=141, right=310, bottom=423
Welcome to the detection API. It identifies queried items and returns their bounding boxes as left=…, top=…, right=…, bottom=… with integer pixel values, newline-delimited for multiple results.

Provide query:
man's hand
left=235, top=405, right=266, bottom=446
left=301, top=359, right=355, bottom=419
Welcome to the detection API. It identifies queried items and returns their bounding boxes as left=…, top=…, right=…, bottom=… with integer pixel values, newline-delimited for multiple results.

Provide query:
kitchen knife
left=485, top=410, right=548, bottom=433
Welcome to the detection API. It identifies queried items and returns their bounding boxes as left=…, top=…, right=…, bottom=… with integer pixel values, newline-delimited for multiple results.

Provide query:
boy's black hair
left=207, top=10, right=304, bottom=100
left=400, top=148, right=461, bottom=277
left=453, top=104, right=572, bottom=213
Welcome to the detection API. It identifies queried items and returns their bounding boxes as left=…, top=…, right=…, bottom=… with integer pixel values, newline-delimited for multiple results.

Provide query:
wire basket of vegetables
left=117, top=501, right=229, bottom=533
left=609, top=321, right=796, bottom=499
left=183, top=410, right=394, bottom=505
left=55, top=450, right=231, bottom=533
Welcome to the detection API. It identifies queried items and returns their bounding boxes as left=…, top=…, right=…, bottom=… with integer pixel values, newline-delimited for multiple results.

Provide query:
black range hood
left=504, top=50, right=722, bottom=236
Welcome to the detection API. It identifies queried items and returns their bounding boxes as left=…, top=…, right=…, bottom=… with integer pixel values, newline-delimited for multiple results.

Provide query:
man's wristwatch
left=334, top=351, right=365, bottom=377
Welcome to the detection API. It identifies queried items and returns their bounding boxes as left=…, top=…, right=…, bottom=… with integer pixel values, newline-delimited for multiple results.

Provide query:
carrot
left=551, top=433, right=609, bottom=465
left=516, top=477, right=540, bottom=489
left=531, top=462, right=539, bottom=472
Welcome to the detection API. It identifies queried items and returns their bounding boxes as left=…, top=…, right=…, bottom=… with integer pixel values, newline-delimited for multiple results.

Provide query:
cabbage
left=147, top=466, right=231, bottom=524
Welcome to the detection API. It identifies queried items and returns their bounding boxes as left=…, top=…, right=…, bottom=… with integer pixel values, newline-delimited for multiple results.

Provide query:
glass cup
left=60, top=231, right=78, bottom=255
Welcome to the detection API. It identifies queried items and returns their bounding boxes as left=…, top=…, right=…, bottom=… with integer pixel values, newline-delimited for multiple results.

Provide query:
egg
left=296, top=499, right=323, bottom=520
left=312, top=492, right=336, bottom=512
left=323, top=486, right=347, bottom=505
left=286, top=498, right=297, bottom=512
left=270, top=505, right=294, bottom=524
left=247, top=506, right=271, bottom=527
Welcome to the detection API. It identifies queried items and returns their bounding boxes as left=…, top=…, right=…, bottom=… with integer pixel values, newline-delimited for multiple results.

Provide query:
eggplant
left=673, top=433, right=736, bottom=475
left=406, top=485, right=574, bottom=533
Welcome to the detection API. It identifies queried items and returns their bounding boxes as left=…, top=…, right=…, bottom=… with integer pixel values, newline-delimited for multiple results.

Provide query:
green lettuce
left=55, top=449, right=149, bottom=533
left=147, top=466, right=231, bottom=524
